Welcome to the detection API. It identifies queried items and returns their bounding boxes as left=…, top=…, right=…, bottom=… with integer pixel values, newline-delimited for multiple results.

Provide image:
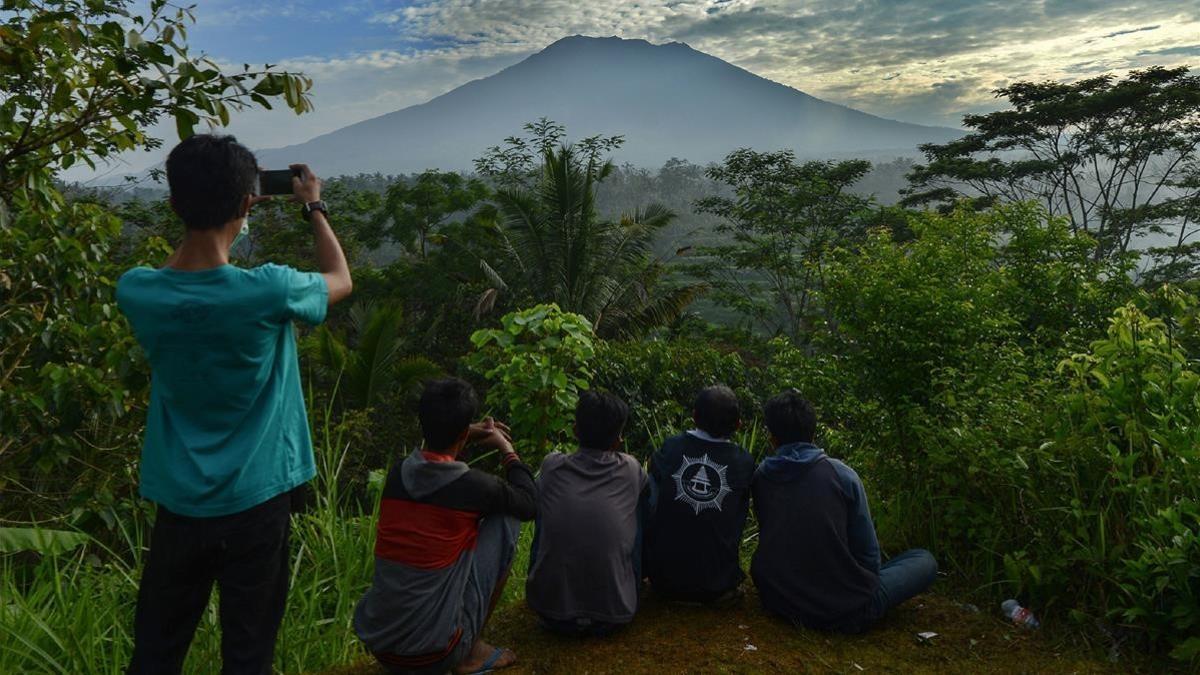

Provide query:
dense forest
left=2, top=1, right=1198, bottom=672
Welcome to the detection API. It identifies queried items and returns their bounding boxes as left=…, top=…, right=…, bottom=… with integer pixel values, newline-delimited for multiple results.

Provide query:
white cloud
left=65, top=0, right=1200, bottom=182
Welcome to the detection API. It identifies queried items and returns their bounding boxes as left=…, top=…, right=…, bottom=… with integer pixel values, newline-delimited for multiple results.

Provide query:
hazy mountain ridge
left=256, top=35, right=961, bottom=175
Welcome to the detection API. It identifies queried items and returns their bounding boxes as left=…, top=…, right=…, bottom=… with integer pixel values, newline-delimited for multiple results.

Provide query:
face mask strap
left=231, top=219, right=250, bottom=255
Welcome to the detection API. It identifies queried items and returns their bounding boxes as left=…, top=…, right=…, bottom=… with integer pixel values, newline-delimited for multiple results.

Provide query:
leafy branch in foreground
left=0, top=0, right=313, bottom=203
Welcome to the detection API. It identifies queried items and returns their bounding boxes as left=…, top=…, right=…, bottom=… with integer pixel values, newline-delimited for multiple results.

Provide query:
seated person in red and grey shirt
left=644, top=386, right=756, bottom=604
left=354, top=378, right=536, bottom=675
left=525, top=390, right=649, bottom=637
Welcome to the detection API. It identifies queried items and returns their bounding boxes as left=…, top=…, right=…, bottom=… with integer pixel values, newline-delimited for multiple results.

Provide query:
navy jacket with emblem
left=750, top=442, right=881, bottom=630
left=644, top=432, right=756, bottom=601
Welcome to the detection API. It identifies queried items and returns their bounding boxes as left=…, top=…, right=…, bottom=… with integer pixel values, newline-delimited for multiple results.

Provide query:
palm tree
left=306, top=303, right=440, bottom=410
left=481, top=144, right=704, bottom=338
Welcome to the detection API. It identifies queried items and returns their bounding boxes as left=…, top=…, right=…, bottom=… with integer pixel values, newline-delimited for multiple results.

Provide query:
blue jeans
left=850, top=548, right=938, bottom=632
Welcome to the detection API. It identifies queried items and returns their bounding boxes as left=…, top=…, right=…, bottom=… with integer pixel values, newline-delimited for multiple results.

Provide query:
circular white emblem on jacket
left=672, top=454, right=731, bottom=514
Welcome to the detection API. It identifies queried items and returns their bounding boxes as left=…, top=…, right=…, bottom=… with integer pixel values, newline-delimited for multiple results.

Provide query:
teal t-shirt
left=116, top=263, right=328, bottom=517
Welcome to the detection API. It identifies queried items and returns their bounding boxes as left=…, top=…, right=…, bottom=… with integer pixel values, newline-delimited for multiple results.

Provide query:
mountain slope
left=258, top=36, right=961, bottom=175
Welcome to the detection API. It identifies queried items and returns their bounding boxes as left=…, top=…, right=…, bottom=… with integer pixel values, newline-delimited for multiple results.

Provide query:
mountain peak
left=543, top=35, right=653, bottom=48
left=258, top=36, right=961, bottom=175
left=537, top=34, right=698, bottom=56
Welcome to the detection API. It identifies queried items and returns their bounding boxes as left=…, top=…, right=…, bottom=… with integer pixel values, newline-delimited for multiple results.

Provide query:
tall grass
left=0, top=395, right=383, bottom=674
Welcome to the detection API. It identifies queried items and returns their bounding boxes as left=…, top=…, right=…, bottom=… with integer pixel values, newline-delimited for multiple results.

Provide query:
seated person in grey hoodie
left=354, top=378, right=536, bottom=675
left=751, top=390, right=937, bottom=633
left=525, top=390, right=648, bottom=636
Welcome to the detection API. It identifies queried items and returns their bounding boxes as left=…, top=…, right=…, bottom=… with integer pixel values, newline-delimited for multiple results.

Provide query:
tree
left=468, top=304, right=596, bottom=463
left=365, top=170, right=489, bottom=259
left=903, top=67, right=1200, bottom=270
left=686, top=150, right=886, bottom=341
left=479, top=137, right=703, bottom=338
left=475, top=117, right=623, bottom=190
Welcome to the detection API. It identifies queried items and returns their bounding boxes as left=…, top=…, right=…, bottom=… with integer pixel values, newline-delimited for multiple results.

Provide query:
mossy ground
left=324, top=588, right=1169, bottom=674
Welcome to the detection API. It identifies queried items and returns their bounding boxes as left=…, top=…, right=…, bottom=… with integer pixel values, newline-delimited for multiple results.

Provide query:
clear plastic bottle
left=1001, top=599, right=1040, bottom=629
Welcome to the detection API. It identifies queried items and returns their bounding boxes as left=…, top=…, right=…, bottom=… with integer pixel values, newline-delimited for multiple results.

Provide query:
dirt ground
left=325, top=589, right=1170, bottom=674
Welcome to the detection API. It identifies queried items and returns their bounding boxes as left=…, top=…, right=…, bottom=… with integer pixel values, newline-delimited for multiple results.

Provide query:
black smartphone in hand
left=258, top=168, right=300, bottom=196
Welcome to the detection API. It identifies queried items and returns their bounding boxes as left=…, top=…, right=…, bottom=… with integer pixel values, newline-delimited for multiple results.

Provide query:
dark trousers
left=127, top=491, right=293, bottom=675
left=537, top=615, right=627, bottom=638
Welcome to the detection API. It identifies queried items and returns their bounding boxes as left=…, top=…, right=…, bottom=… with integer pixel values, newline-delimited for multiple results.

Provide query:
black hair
left=693, top=385, right=740, bottom=438
left=165, top=134, right=259, bottom=230
left=574, top=390, right=629, bottom=450
left=418, top=377, right=479, bottom=451
left=763, top=390, right=817, bottom=444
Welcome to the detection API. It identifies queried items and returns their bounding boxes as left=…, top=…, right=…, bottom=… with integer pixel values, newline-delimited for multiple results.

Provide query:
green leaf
left=174, top=109, right=196, bottom=139
left=0, top=527, right=89, bottom=555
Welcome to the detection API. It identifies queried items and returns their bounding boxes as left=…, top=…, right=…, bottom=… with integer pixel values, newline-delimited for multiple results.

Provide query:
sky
left=78, top=0, right=1200, bottom=180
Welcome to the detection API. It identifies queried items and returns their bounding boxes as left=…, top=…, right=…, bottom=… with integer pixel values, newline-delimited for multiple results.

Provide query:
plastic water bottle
left=1001, top=599, right=1040, bottom=629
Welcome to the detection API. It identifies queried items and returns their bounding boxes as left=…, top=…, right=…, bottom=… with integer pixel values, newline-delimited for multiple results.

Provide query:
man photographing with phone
left=116, top=134, right=352, bottom=673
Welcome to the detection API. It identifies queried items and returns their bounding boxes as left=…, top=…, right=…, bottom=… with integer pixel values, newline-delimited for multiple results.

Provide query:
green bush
left=817, top=205, right=1198, bottom=657
left=1042, top=290, right=1199, bottom=651
left=0, top=189, right=168, bottom=528
left=468, top=304, right=596, bottom=463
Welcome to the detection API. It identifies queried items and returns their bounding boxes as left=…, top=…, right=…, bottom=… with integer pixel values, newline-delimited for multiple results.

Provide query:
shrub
left=0, top=191, right=168, bottom=528
left=1042, top=290, right=1200, bottom=652
left=818, top=204, right=1198, bottom=657
left=468, top=304, right=596, bottom=463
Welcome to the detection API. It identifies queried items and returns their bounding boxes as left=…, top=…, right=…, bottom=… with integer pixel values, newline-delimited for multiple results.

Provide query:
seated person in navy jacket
left=751, top=390, right=937, bottom=633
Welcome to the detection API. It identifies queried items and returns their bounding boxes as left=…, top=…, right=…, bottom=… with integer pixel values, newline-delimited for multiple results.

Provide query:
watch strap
left=302, top=200, right=328, bottom=219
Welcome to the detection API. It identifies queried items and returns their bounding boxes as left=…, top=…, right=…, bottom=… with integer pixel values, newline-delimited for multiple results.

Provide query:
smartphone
left=259, top=168, right=300, bottom=196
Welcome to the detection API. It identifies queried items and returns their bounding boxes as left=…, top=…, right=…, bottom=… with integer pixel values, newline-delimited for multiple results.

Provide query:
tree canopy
left=903, top=66, right=1200, bottom=276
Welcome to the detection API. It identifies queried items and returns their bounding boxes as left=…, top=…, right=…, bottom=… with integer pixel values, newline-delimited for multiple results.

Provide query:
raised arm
left=291, top=163, right=352, bottom=305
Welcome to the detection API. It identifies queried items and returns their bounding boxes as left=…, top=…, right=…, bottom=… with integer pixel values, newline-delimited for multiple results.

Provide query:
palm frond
left=474, top=287, right=501, bottom=320
left=483, top=143, right=691, bottom=335
left=599, top=282, right=708, bottom=339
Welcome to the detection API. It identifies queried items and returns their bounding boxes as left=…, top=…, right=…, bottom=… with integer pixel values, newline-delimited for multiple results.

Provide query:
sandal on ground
left=459, top=647, right=515, bottom=675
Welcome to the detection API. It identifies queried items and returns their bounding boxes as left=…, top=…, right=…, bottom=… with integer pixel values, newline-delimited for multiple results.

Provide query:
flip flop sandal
left=462, top=646, right=513, bottom=675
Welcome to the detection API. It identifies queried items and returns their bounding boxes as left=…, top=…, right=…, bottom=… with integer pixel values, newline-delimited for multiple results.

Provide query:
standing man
left=117, top=134, right=352, bottom=673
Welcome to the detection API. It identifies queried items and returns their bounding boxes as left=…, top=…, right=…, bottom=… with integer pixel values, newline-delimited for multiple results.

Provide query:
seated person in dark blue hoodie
left=751, top=391, right=937, bottom=633
left=644, top=385, right=756, bottom=604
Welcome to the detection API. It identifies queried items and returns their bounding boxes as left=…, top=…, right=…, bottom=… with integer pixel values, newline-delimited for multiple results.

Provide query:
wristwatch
left=301, top=200, right=328, bottom=220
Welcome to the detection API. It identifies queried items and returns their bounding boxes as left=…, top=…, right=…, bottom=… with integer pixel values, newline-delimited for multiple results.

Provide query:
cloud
left=1101, top=24, right=1161, bottom=39
left=65, top=0, right=1200, bottom=181
left=1136, top=44, right=1200, bottom=58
